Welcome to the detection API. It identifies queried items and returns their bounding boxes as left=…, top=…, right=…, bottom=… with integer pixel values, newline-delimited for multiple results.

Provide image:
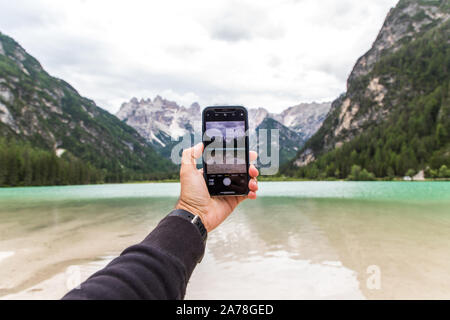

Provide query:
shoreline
left=1, top=178, right=449, bottom=189
left=1, top=256, right=114, bottom=300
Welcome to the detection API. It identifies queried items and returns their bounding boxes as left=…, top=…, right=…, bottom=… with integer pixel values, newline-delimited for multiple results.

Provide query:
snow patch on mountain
left=116, top=96, right=331, bottom=162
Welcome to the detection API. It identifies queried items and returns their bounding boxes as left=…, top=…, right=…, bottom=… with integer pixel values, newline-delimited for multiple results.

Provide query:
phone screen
left=203, top=107, right=250, bottom=196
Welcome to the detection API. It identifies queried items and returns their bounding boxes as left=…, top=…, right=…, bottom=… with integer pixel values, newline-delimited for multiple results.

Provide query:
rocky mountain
left=254, top=117, right=304, bottom=166
left=348, top=0, right=449, bottom=84
left=248, top=102, right=331, bottom=140
left=0, top=32, right=175, bottom=185
left=116, top=96, right=201, bottom=158
left=284, top=0, right=450, bottom=179
left=116, top=97, right=331, bottom=164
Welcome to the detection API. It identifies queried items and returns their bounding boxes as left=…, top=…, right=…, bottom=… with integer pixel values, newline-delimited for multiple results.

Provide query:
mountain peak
left=130, top=97, right=139, bottom=104
left=286, top=0, right=450, bottom=179
left=313, top=0, right=450, bottom=157
left=116, top=96, right=331, bottom=163
left=348, top=0, right=449, bottom=85
left=189, top=102, right=201, bottom=114
left=0, top=31, right=175, bottom=181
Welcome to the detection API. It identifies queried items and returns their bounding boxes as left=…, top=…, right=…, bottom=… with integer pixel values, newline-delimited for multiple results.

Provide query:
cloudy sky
left=0, top=0, right=398, bottom=113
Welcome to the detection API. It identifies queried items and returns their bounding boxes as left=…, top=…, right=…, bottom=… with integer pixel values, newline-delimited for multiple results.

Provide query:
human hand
left=175, top=143, right=259, bottom=232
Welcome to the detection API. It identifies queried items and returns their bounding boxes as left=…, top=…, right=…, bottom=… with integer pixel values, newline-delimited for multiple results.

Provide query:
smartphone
left=202, top=106, right=250, bottom=196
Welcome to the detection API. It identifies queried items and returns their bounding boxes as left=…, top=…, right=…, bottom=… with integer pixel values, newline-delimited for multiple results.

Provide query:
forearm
left=62, top=214, right=205, bottom=300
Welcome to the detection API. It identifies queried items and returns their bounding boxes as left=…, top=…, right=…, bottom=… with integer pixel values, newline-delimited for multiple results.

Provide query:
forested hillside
left=0, top=138, right=104, bottom=186
left=283, top=1, right=449, bottom=180
left=0, top=32, right=176, bottom=186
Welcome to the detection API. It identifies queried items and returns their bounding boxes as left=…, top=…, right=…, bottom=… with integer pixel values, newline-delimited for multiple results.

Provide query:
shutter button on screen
left=223, top=177, right=231, bottom=186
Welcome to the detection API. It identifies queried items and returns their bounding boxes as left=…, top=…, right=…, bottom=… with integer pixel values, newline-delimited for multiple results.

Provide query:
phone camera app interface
left=204, top=120, right=248, bottom=195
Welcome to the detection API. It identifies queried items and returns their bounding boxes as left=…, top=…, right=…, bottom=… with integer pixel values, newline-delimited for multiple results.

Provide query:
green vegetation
left=0, top=32, right=177, bottom=186
left=0, top=138, right=180, bottom=187
left=426, top=165, right=450, bottom=179
left=347, top=165, right=376, bottom=181
left=256, top=117, right=305, bottom=166
left=405, top=169, right=416, bottom=178
left=0, top=138, right=102, bottom=186
left=283, top=20, right=450, bottom=181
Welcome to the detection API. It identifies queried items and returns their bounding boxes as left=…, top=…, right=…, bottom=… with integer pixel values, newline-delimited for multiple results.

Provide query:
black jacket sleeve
left=62, top=213, right=205, bottom=300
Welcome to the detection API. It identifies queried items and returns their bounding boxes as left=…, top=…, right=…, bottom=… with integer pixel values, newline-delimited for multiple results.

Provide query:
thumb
left=181, top=143, right=204, bottom=172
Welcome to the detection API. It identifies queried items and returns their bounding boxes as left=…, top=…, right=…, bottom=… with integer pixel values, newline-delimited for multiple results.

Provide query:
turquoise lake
left=0, top=182, right=449, bottom=299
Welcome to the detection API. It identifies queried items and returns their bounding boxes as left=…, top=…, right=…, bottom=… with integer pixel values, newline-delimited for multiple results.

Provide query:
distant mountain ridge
left=248, top=102, right=331, bottom=139
left=116, top=97, right=331, bottom=163
left=0, top=31, right=175, bottom=184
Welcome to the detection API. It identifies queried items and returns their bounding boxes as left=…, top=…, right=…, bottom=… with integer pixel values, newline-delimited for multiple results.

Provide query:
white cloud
left=0, top=0, right=398, bottom=113
left=205, top=0, right=285, bottom=42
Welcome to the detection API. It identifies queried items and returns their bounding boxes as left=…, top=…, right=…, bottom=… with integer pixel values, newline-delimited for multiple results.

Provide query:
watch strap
left=168, top=209, right=208, bottom=244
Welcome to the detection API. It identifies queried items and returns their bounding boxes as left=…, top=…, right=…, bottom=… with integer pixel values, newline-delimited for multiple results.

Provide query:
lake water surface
left=0, top=182, right=449, bottom=299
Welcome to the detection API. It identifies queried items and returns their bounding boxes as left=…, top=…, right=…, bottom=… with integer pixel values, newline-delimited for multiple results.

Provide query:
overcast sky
left=0, top=0, right=398, bottom=113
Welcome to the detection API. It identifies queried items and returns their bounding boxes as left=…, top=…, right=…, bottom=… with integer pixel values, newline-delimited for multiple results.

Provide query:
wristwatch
left=168, top=209, right=208, bottom=245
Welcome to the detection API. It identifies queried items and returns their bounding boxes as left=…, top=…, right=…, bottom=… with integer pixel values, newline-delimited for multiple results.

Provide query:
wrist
left=164, top=211, right=207, bottom=264
left=175, top=200, right=210, bottom=232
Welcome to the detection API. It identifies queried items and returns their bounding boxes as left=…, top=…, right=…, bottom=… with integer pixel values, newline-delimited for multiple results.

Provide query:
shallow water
left=0, top=182, right=449, bottom=299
